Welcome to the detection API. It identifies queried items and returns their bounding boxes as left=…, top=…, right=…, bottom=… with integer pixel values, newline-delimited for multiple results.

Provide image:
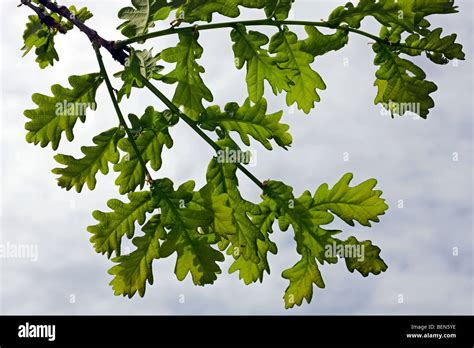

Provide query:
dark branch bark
left=20, top=0, right=67, bottom=33
left=21, top=0, right=129, bottom=65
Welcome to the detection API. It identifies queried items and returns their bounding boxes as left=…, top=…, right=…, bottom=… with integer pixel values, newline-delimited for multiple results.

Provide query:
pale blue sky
left=0, top=0, right=472, bottom=314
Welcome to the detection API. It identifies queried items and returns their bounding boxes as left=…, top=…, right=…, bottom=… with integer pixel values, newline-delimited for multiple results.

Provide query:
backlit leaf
left=53, top=127, right=125, bottom=192
left=269, top=28, right=326, bottom=114
left=200, top=98, right=292, bottom=150
left=160, top=32, right=213, bottom=120
left=24, top=73, right=103, bottom=150
left=88, top=191, right=155, bottom=258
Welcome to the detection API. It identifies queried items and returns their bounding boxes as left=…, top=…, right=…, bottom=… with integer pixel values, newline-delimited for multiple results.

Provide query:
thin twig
left=20, top=0, right=265, bottom=191
left=136, top=75, right=265, bottom=190
left=115, top=19, right=451, bottom=56
left=32, top=0, right=129, bottom=64
left=20, top=0, right=67, bottom=33
left=24, top=0, right=437, bottom=193
left=94, top=45, right=153, bottom=183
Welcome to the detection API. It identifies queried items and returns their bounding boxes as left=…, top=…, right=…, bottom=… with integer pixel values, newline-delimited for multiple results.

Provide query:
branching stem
left=94, top=45, right=153, bottom=183
left=115, top=19, right=419, bottom=52
left=136, top=75, right=265, bottom=190
left=21, top=0, right=434, bottom=192
left=116, top=19, right=382, bottom=47
left=116, top=18, right=452, bottom=56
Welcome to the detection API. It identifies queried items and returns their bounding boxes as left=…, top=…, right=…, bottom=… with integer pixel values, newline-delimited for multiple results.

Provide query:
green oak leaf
left=264, top=176, right=387, bottom=308
left=327, top=0, right=416, bottom=32
left=265, top=181, right=336, bottom=261
left=327, top=0, right=458, bottom=34
left=178, top=0, right=294, bottom=22
left=263, top=181, right=332, bottom=308
left=114, top=106, right=176, bottom=194
left=22, top=15, right=46, bottom=57
left=411, top=0, right=458, bottom=22
left=22, top=6, right=93, bottom=68
left=160, top=32, right=213, bottom=120
left=24, top=73, right=103, bottom=150
left=115, top=49, right=164, bottom=102
left=193, top=183, right=236, bottom=237
left=373, top=43, right=438, bottom=118
left=88, top=191, right=155, bottom=258
left=400, top=28, right=465, bottom=65
left=311, top=173, right=389, bottom=227
left=62, top=6, right=94, bottom=31
left=53, top=127, right=125, bottom=192
left=109, top=215, right=165, bottom=297
left=228, top=198, right=278, bottom=284
left=177, top=0, right=241, bottom=23
left=301, top=26, right=349, bottom=58
left=153, top=179, right=224, bottom=285
left=231, top=24, right=291, bottom=102
left=117, top=0, right=176, bottom=38
left=206, top=157, right=264, bottom=263
left=269, top=28, right=326, bottom=114
left=282, top=248, right=325, bottom=309
left=200, top=98, right=292, bottom=150
left=341, top=236, right=388, bottom=277
left=22, top=15, right=59, bottom=69
left=263, top=0, right=294, bottom=20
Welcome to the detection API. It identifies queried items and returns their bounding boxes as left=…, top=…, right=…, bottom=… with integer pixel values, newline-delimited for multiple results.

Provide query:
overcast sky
left=0, top=0, right=472, bottom=315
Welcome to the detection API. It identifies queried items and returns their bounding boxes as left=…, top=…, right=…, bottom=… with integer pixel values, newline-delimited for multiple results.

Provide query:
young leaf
left=24, top=73, right=103, bottom=150
left=200, top=98, right=292, bottom=150
left=109, top=215, right=165, bottom=298
left=373, top=43, right=438, bottom=118
left=53, top=127, right=125, bottom=192
left=88, top=191, right=155, bottom=258
left=152, top=179, right=224, bottom=285
left=22, top=6, right=93, bottom=68
left=115, top=49, right=164, bottom=102
left=117, top=0, right=175, bottom=38
left=231, top=24, right=291, bottom=102
left=269, top=28, right=326, bottom=114
left=22, top=15, right=59, bottom=69
left=311, top=173, right=389, bottom=227
left=62, top=6, right=94, bottom=31
left=160, top=32, right=213, bottom=120
left=114, top=107, right=176, bottom=194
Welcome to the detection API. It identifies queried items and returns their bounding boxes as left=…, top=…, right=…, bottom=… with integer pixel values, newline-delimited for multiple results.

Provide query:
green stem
left=117, top=19, right=384, bottom=48
left=94, top=45, right=153, bottom=182
left=116, top=18, right=448, bottom=55
left=136, top=74, right=264, bottom=190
